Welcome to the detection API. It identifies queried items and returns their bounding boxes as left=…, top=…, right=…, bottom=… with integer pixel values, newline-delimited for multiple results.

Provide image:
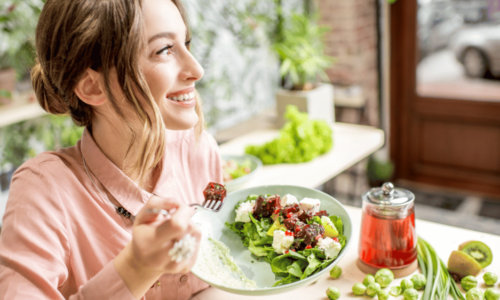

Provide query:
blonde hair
left=31, top=0, right=204, bottom=187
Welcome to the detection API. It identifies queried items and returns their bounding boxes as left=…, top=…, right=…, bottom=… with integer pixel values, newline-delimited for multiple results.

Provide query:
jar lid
left=363, top=182, right=415, bottom=207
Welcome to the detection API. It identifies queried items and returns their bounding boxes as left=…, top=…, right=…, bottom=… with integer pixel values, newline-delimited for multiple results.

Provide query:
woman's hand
left=114, top=195, right=201, bottom=299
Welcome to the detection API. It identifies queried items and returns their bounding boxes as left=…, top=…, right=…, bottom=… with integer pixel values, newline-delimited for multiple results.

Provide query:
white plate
left=221, top=154, right=262, bottom=192
left=191, top=185, right=353, bottom=296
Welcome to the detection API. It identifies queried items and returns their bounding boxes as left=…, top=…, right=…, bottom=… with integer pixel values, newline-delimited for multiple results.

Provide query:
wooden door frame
left=389, top=0, right=500, bottom=196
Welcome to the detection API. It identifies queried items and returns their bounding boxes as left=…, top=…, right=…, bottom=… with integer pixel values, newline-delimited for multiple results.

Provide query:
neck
left=90, top=117, right=159, bottom=193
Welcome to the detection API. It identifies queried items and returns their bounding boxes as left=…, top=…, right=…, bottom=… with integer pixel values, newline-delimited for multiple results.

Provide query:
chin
left=162, top=112, right=199, bottom=131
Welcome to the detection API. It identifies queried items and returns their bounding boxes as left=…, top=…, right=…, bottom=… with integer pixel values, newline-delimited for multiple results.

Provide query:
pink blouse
left=0, top=128, right=223, bottom=299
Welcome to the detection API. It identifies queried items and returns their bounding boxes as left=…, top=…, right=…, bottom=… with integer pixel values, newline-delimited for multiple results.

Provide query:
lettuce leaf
left=248, top=240, right=274, bottom=257
left=225, top=204, right=348, bottom=287
left=272, top=274, right=300, bottom=287
left=301, top=253, right=322, bottom=279
left=225, top=221, right=245, bottom=238
left=329, top=215, right=343, bottom=235
left=287, top=260, right=307, bottom=278
left=271, top=256, right=293, bottom=276
left=298, top=247, right=326, bottom=259
left=329, top=215, right=347, bottom=248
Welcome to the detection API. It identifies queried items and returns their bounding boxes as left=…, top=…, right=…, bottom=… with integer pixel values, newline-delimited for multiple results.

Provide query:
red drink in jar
left=358, top=182, right=417, bottom=269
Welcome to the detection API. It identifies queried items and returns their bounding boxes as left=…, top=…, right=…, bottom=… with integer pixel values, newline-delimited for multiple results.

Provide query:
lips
left=167, top=87, right=195, bottom=101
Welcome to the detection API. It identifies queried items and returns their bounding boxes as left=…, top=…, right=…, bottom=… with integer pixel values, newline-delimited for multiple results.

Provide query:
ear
left=74, top=68, right=107, bottom=106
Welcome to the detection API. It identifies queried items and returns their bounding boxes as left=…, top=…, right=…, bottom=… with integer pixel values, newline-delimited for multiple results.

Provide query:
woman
left=0, top=0, right=222, bottom=299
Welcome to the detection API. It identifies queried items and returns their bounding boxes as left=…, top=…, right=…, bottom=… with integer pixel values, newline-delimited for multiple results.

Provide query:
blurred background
left=0, top=0, right=499, bottom=234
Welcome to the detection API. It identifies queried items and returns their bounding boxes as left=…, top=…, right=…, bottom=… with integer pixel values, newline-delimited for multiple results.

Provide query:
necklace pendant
left=116, top=207, right=131, bottom=218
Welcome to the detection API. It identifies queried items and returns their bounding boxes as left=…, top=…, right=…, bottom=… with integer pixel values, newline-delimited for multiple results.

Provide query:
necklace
left=82, top=154, right=133, bottom=219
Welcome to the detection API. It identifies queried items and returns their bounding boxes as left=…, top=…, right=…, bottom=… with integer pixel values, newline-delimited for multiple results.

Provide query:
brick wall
left=318, top=0, right=380, bottom=127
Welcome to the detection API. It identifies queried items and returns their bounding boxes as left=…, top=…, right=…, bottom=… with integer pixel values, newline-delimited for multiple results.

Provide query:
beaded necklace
left=82, top=154, right=133, bottom=219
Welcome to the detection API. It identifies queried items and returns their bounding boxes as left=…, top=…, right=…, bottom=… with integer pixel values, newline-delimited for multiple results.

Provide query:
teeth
left=168, top=92, right=195, bottom=101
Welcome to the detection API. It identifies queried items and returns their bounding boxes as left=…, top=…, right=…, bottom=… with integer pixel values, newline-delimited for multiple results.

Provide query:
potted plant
left=273, top=12, right=336, bottom=127
left=366, top=154, right=395, bottom=188
left=0, top=1, right=43, bottom=105
left=0, top=120, right=37, bottom=191
left=0, top=115, right=83, bottom=191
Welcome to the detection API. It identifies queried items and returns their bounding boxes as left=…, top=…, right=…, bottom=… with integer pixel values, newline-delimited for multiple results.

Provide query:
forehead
left=142, top=0, right=186, bottom=40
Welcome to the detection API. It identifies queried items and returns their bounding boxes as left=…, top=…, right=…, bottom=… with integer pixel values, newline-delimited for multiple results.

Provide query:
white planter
left=275, top=83, right=335, bottom=128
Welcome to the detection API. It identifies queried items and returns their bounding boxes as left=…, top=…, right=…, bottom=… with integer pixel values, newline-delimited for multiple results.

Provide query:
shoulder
left=198, top=130, right=219, bottom=149
left=13, top=145, right=81, bottom=183
left=8, top=144, right=82, bottom=213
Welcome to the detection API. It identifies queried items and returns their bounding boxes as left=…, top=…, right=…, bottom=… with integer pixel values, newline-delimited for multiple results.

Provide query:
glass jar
left=358, top=182, right=417, bottom=269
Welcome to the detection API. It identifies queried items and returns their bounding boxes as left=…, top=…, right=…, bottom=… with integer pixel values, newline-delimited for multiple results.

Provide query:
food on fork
left=203, top=182, right=227, bottom=202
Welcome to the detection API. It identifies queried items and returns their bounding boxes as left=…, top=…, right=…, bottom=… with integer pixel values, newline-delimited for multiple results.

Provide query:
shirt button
left=180, top=275, right=188, bottom=283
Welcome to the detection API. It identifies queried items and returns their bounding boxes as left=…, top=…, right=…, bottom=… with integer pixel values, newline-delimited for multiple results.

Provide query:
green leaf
left=301, top=253, right=322, bottom=279
left=287, top=261, right=304, bottom=278
left=265, top=251, right=278, bottom=264
left=319, top=258, right=334, bottom=270
left=0, top=89, right=12, bottom=99
left=248, top=240, right=274, bottom=257
left=272, top=274, right=300, bottom=287
left=246, top=194, right=259, bottom=201
left=329, top=216, right=343, bottom=236
left=225, top=221, right=245, bottom=237
left=298, top=247, right=326, bottom=259
left=271, top=256, right=293, bottom=276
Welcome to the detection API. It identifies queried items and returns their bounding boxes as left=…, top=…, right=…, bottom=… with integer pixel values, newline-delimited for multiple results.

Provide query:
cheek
left=144, top=67, right=175, bottom=101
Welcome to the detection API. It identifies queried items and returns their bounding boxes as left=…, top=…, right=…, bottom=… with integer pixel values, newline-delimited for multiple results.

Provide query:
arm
left=0, top=161, right=201, bottom=300
left=0, top=163, right=135, bottom=300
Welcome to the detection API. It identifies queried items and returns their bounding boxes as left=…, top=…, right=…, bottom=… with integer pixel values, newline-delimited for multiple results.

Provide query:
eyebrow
left=148, top=29, right=188, bottom=44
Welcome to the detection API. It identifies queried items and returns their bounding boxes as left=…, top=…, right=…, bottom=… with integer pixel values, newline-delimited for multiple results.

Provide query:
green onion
left=417, top=237, right=465, bottom=300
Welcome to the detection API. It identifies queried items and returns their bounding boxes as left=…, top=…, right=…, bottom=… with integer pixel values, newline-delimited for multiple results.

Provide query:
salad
left=225, top=193, right=346, bottom=287
left=222, top=159, right=252, bottom=182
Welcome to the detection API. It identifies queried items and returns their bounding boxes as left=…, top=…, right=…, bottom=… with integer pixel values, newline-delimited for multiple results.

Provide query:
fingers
left=134, top=195, right=180, bottom=225
left=155, top=202, right=194, bottom=243
left=164, top=224, right=202, bottom=274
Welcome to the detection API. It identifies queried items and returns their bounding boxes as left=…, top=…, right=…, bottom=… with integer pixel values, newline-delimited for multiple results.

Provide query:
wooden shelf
left=0, top=91, right=46, bottom=127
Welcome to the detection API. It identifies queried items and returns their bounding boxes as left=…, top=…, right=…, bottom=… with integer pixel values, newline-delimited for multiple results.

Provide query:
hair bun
left=31, top=62, right=69, bottom=115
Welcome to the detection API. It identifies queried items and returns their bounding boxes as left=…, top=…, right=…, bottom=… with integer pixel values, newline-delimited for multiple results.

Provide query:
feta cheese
left=317, top=237, right=341, bottom=259
left=272, top=230, right=294, bottom=254
left=280, top=194, right=299, bottom=207
left=299, top=198, right=321, bottom=213
left=235, top=201, right=256, bottom=223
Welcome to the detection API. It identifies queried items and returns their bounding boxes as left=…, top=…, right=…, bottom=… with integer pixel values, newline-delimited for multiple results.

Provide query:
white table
left=218, top=123, right=385, bottom=189
left=193, top=205, right=500, bottom=300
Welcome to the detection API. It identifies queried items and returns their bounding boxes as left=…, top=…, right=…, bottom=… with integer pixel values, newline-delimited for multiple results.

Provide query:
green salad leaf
left=248, top=240, right=274, bottom=257
left=301, top=253, right=322, bottom=279
left=225, top=194, right=347, bottom=287
left=245, top=105, right=333, bottom=165
left=272, top=274, right=300, bottom=287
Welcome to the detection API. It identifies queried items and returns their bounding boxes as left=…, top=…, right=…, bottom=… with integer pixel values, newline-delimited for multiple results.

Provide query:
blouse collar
left=80, top=128, right=152, bottom=216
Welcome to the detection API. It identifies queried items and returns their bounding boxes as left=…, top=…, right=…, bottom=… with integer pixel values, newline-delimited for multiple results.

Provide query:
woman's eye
left=156, top=45, right=173, bottom=56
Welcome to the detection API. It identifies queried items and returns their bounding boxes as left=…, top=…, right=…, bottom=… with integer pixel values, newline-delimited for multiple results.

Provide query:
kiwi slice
left=459, top=240, right=493, bottom=268
left=447, top=250, right=482, bottom=280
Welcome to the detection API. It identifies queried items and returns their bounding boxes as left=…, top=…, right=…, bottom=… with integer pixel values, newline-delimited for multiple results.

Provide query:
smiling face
left=140, top=0, right=204, bottom=131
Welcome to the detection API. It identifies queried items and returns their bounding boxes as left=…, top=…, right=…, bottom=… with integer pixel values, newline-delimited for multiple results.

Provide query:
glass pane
left=416, top=0, right=500, bottom=102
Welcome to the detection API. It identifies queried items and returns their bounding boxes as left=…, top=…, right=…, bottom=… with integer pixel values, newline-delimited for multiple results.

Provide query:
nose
left=179, top=47, right=204, bottom=82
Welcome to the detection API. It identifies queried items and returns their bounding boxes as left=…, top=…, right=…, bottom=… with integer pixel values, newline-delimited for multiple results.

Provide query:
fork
left=189, top=198, right=225, bottom=212
left=190, top=182, right=227, bottom=212
left=137, top=182, right=226, bottom=221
